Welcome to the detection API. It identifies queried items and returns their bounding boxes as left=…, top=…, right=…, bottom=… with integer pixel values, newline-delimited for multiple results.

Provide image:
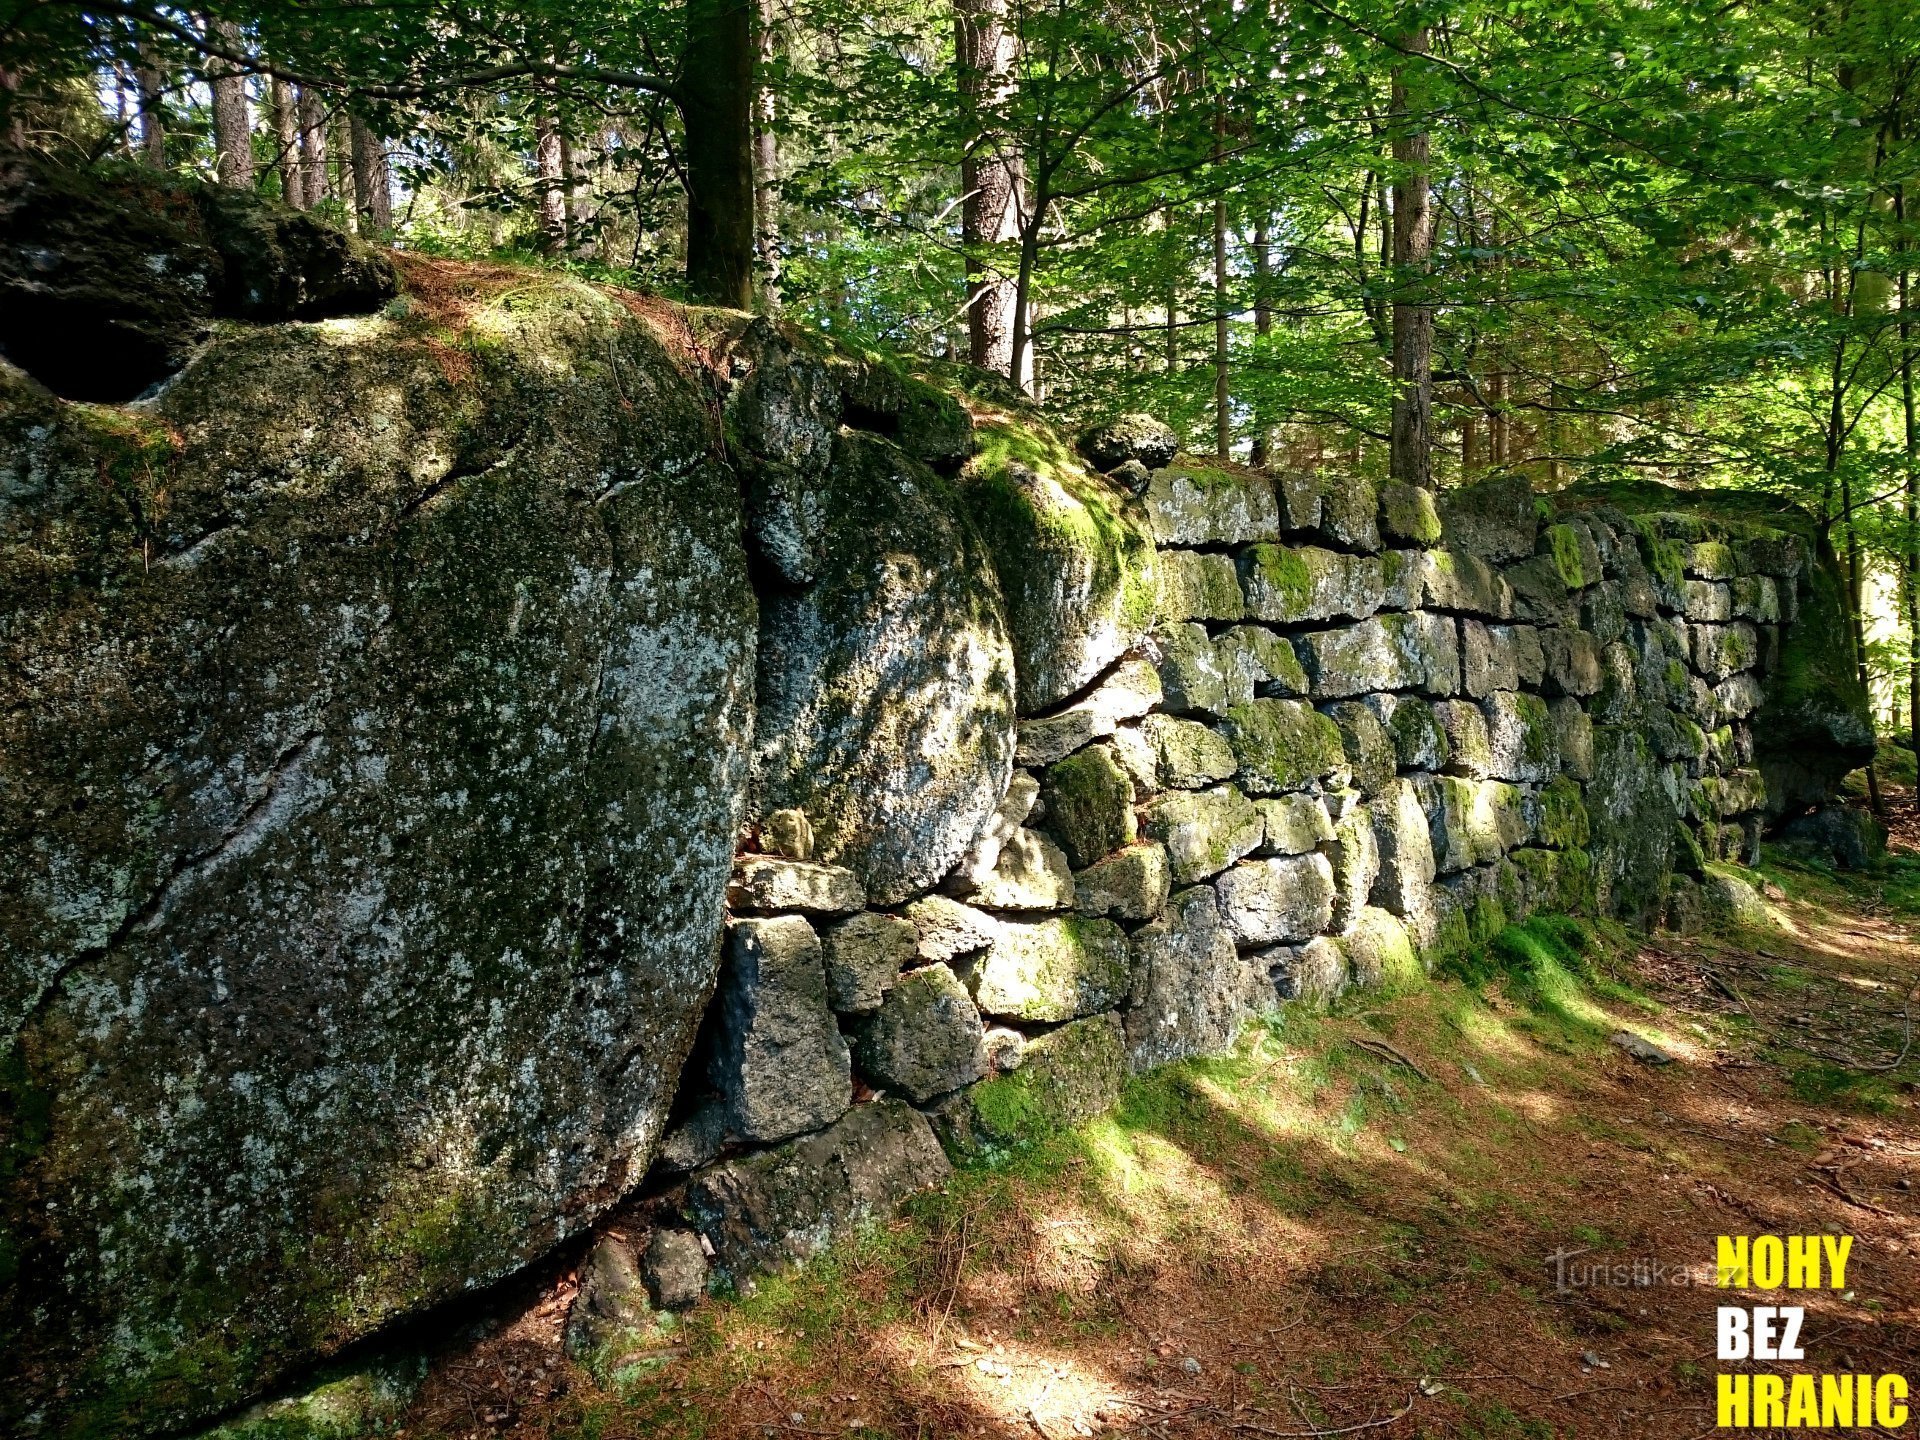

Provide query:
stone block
left=1014, top=657, right=1163, bottom=765
left=906, top=894, right=1000, bottom=963
left=1461, top=618, right=1519, bottom=698
left=1153, top=622, right=1230, bottom=715
left=1418, top=550, right=1514, bottom=618
left=1157, top=548, right=1244, bottom=622
left=1378, top=481, right=1443, bottom=546
left=1217, top=623, right=1310, bottom=697
left=1326, top=803, right=1381, bottom=930
left=1041, top=742, right=1137, bottom=867
left=970, top=826, right=1076, bottom=910
left=1433, top=699, right=1494, bottom=778
left=1683, top=580, right=1732, bottom=622
left=946, top=769, right=1041, bottom=893
left=1540, top=629, right=1603, bottom=697
left=1436, top=474, right=1539, bottom=561
left=1370, top=777, right=1438, bottom=919
left=1294, top=611, right=1457, bottom=698
left=974, top=916, right=1131, bottom=1021
left=1264, top=935, right=1348, bottom=1005
left=688, top=1099, right=950, bottom=1285
left=1127, top=887, right=1274, bottom=1069
left=1342, top=907, right=1418, bottom=989
left=1079, top=413, right=1179, bottom=471
left=1219, top=698, right=1348, bottom=793
left=1073, top=842, right=1173, bottom=920
left=1692, top=622, right=1759, bottom=681
left=729, top=856, right=865, bottom=915
left=1238, top=544, right=1385, bottom=624
left=852, top=962, right=987, bottom=1102
left=1142, top=784, right=1266, bottom=884
left=936, top=1013, right=1127, bottom=1154
left=1322, top=699, right=1396, bottom=796
left=821, top=911, right=917, bottom=1013
left=1730, top=574, right=1779, bottom=623
left=643, top=1229, right=710, bottom=1312
left=1503, top=554, right=1576, bottom=626
left=711, top=917, right=852, bottom=1143
left=1481, top=690, right=1559, bottom=783
left=1366, top=692, right=1450, bottom=772
left=1143, top=461, right=1281, bottom=545
left=1137, top=713, right=1238, bottom=789
left=1255, top=793, right=1336, bottom=854
left=1215, top=853, right=1338, bottom=945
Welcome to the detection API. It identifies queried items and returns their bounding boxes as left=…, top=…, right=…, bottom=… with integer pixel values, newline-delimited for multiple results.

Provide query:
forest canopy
left=1, top=0, right=1918, bottom=751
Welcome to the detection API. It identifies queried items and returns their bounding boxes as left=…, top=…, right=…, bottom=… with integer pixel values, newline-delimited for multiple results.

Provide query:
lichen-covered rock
left=1137, top=713, right=1238, bottom=788
left=1460, top=619, right=1520, bottom=698
left=1427, top=776, right=1526, bottom=872
left=1237, top=544, right=1385, bottom=623
left=729, top=856, right=865, bottom=914
left=1153, top=621, right=1232, bottom=715
left=1255, top=793, right=1335, bottom=855
left=1779, top=806, right=1886, bottom=870
left=1378, top=481, right=1444, bottom=546
left=688, top=1099, right=950, bottom=1286
left=0, top=281, right=753, bottom=1439
left=755, top=430, right=1016, bottom=905
left=1541, top=629, right=1604, bottom=697
left=1078, top=412, right=1180, bottom=471
left=644, top=1229, right=711, bottom=1312
left=852, top=963, right=988, bottom=1102
left=1322, top=701, right=1396, bottom=796
left=1702, top=866, right=1768, bottom=930
left=566, top=1235, right=652, bottom=1358
left=1141, top=785, right=1266, bottom=883
left=1436, top=473, right=1538, bottom=561
left=970, top=826, right=1076, bottom=910
left=1481, top=690, right=1559, bottom=783
left=936, top=1013, right=1126, bottom=1155
left=1218, top=698, right=1347, bottom=794
left=1368, top=779, right=1438, bottom=922
left=821, top=912, right=917, bottom=1013
left=1265, top=935, right=1348, bottom=1005
left=906, top=895, right=1001, bottom=963
left=1217, top=624, right=1310, bottom=698
left=1156, top=547, right=1245, bottom=621
left=1367, top=693, right=1450, bottom=772
left=1142, top=460, right=1280, bottom=545
left=1126, top=887, right=1272, bottom=1070
left=974, top=916, right=1131, bottom=1021
left=1015, top=656, right=1162, bottom=765
left=1294, top=612, right=1458, bottom=699
left=1215, top=854, right=1337, bottom=945
left=1326, top=801, right=1381, bottom=930
left=711, top=917, right=853, bottom=1143
left=946, top=770, right=1040, bottom=893
left=1342, top=907, right=1418, bottom=988
left=1073, top=842, right=1173, bottom=920
left=1434, top=699, right=1494, bottom=778
left=966, top=419, right=1155, bottom=712
left=1041, top=742, right=1137, bottom=867
left=1585, top=725, right=1682, bottom=926
left=1417, top=549, right=1514, bottom=618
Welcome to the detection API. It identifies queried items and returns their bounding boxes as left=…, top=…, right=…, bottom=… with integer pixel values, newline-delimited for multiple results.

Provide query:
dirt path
left=402, top=792, right=1920, bottom=1440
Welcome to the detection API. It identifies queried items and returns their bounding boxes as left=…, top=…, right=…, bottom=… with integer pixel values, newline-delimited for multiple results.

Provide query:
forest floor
left=399, top=770, right=1920, bottom=1440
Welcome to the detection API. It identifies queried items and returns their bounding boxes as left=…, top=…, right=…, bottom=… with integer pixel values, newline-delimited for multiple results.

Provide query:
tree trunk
left=1903, top=262, right=1918, bottom=763
left=297, top=87, right=329, bottom=207
left=1213, top=199, right=1229, bottom=459
left=272, top=79, right=303, bottom=206
left=534, top=111, right=568, bottom=253
left=1388, top=22, right=1432, bottom=488
left=350, top=113, right=392, bottom=235
left=206, top=17, right=253, bottom=188
left=680, top=0, right=756, bottom=307
left=1249, top=217, right=1274, bottom=466
left=956, top=0, right=1024, bottom=379
left=135, top=44, right=168, bottom=166
left=753, top=0, right=782, bottom=309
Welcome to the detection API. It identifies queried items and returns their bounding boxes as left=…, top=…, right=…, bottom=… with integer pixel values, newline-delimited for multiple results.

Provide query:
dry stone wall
left=628, top=406, right=1873, bottom=1325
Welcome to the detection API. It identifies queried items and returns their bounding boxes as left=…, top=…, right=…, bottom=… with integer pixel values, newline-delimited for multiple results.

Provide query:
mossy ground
left=384, top=777, right=1920, bottom=1439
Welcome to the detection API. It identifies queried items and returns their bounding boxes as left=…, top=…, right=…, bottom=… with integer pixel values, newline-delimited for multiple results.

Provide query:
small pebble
left=1180, top=1356, right=1202, bottom=1376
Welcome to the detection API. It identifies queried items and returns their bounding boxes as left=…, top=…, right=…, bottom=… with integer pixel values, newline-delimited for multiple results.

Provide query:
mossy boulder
left=0, top=279, right=752, bottom=1438
left=937, top=1013, right=1126, bottom=1156
left=0, top=154, right=397, bottom=402
left=965, top=416, right=1155, bottom=712
left=1040, top=742, right=1137, bottom=867
left=755, top=429, right=1017, bottom=904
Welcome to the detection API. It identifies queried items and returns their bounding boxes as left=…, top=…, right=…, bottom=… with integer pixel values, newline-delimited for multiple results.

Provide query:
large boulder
left=0, top=154, right=397, bottom=402
left=0, top=279, right=754, bottom=1438
left=754, top=429, right=1017, bottom=904
left=965, top=417, right=1156, bottom=713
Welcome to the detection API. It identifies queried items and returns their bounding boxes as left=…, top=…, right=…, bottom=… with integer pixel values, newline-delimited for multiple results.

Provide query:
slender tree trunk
left=1249, top=218, right=1274, bottom=466
left=956, top=0, right=1024, bottom=379
left=534, top=111, right=568, bottom=253
left=0, top=67, right=22, bottom=151
left=1165, top=209, right=1179, bottom=375
left=1462, top=414, right=1478, bottom=473
left=350, top=113, right=392, bottom=235
left=206, top=17, right=253, bottom=188
left=1488, top=368, right=1507, bottom=466
left=329, top=112, right=352, bottom=216
left=135, top=44, right=168, bottom=166
left=753, top=0, right=782, bottom=309
left=681, top=0, right=756, bottom=306
left=1903, top=263, right=1918, bottom=764
left=272, top=79, right=303, bottom=206
left=1212, top=116, right=1230, bottom=459
left=297, top=87, right=328, bottom=207
left=1388, top=22, right=1433, bottom=488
